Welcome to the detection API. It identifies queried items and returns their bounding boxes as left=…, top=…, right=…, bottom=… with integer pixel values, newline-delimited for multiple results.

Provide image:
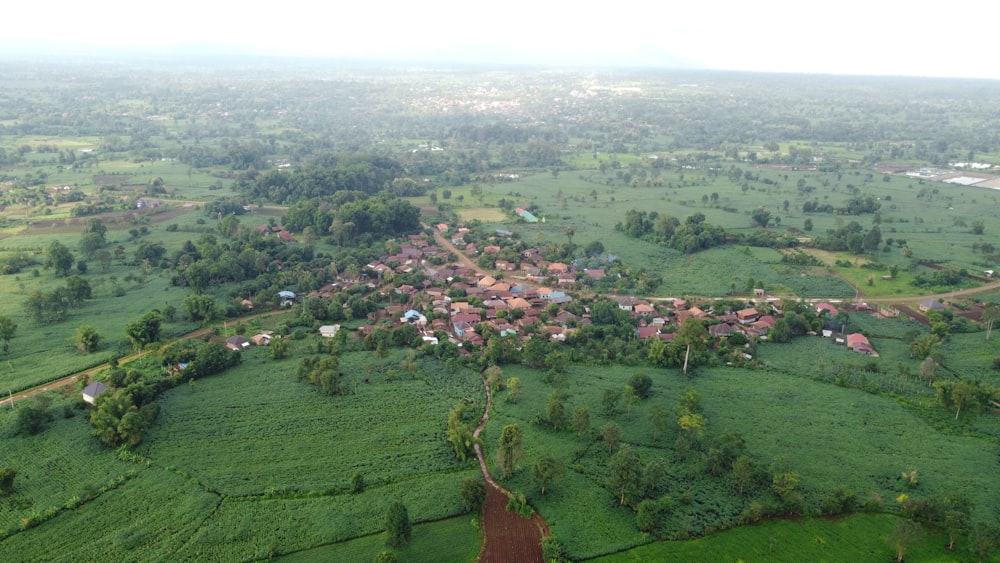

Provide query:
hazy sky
left=5, top=0, right=998, bottom=80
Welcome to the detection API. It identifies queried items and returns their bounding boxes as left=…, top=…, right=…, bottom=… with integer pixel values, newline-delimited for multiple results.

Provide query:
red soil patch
left=479, top=485, right=545, bottom=563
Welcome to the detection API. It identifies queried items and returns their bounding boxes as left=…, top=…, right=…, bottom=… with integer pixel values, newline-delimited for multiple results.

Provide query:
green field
left=588, top=513, right=961, bottom=562
left=479, top=358, right=1000, bottom=560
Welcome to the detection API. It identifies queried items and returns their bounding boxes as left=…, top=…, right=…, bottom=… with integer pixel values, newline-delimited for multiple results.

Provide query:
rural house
left=82, top=381, right=109, bottom=405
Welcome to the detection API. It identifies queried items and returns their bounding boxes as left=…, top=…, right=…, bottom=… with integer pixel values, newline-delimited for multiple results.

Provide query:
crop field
left=0, top=347, right=487, bottom=559
left=141, top=350, right=482, bottom=496
left=587, top=513, right=957, bottom=562
left=0, top=469, right=217, bottom=562
left=278, top=515, right=481, bottom=562
left=0, top=396, right=142, bottom=533
left=479, top=359, right=1000, bottom=560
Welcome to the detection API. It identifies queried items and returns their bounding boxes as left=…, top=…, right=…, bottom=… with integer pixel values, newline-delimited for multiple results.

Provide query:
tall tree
left=47, top=240, right=75, bottom=277
left=460, top=478, right=487, bottom=514
left=675, top=317, right=708, bottom=375
left=546, top=390, right=568, bottom=431
left=602, top=422, right=622, bottom=453
left=0, top=315, right=16, bottom=356
left=608, top=445, right=642, bottom=506
left=496, top=424, right=524, bottom=478
left=888, top=519, right=925, bottom=563
left=532, top=454, right=565, bottom=495
left=572, top=407, right=591, bottom=437
left=649, top=404, right=669, bottom=442
left=384, top=501, right=411, bottom=547
left=74, top=325, right=102, bottom=354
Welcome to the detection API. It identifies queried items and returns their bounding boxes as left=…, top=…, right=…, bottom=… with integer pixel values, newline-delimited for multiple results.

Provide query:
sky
left=4, top=0, right=999, bottom=80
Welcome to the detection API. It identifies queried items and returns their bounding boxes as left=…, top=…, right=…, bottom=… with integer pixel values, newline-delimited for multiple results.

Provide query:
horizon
left=4, top=0, right=999, bottom=81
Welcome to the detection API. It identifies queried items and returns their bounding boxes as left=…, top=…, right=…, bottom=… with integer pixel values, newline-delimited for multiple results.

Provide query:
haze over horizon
left=4, top=0, right=999, bottom=80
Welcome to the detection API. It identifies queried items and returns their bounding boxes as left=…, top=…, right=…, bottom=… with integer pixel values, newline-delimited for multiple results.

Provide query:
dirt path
left=473, top=374, right=548, bottom=563
left=3, top=309, right=286, bottom=408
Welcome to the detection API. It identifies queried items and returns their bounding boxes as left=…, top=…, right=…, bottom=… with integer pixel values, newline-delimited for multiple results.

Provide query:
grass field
left=587, top=513, right=966, bottom=563
left=479, top=356, right=1000, bottom=560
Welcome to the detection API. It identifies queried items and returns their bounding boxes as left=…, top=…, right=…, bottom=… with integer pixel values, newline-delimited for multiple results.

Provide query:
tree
left=983, top=304, right=1000, bottom=341
left=940, top=495, right=971, bottom=551
left=909, top=333, right=940, bottom=360
left=649, top=404, right=669, bottom=442
left=733, top=455, right=758, bottom=496
left=546, top=390, right=568, bottom=431
left=0, top=468, right=15, bottom=495
left=0, top=315, right=16, bottom=356
left=496, top=424, right=524, bottom=478
left=74, top=325, right=102, bottom=354
left=183, top=293, right=218, bottom=322
left=601, top=422, right=622, bottom=453
left=384, top=501, right=411, bottom=547
left=601, top=388, right=622, bottom=416
left=125, top=310, right=164, bottom=350
left=373, top=551, right=398, bottom=563
left=888, top=519, right=925, bottom=563
left=271, top=338, right=290, bottom=359
left=16, top=400, right=53, bottom=435
left=623, top=385, right=640, bottom=420
left=446, top=402, right=477, bottom=462
left=675, top=317, right=708, bottom=375
left=460, top=477, right=487, bottom=514
left=351, top=472, right=365, bottom=494
left=970, top=521, right=1000, bottom=563
left=918, top=356, right=937, bottom=387
left=532, top=454, right=565, bottom=495
left=608, top=445, right=642, bottom=506
left=572, top=407, right=590, bottom=437
left=628, top=372, right=653, bottom=399
left=506, top=377, right=522, bottom=403
left=47, top=240, right=75, bottom=277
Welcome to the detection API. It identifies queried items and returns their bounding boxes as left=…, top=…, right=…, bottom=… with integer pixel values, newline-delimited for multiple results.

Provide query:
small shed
left=225, top=335, right=251, bottom=351
left=319, top=325, right=341, bottom=338
left=82, top=381, right=109, bottom=405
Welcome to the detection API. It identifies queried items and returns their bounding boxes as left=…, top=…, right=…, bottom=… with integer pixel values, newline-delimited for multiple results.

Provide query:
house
left=846, top=333, right=876, bottom=355
left=737, top=308, right=760, bottom=324
left=82, top=381, right=109, bottom=405
left=919, top=299, right=945, bottom=312
left=319, top=325, right=341, bottom=338
left=816, top=303, right=839, bottom=316
left=225, top=336, right=251, bottom=351
left=251, top=333, right=272, bottom=346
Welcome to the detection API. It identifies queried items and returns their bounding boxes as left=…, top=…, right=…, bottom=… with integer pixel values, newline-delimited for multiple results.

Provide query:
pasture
left=480, top=356, right=1000, bottom=560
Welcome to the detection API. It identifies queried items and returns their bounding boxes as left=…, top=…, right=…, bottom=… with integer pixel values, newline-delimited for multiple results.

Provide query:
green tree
left=601, top=388, right=622, bottom=416
left=940, top=495, right=971, bottom=552
left=47, top=240, right=75, bottom=277
left=460, top=477, right=487, bottom=514
left=608, top=444, right=642, bottom=506
left=572, top=407, right=590, bottom=437
left=506, top=377, right=522, bottom=403
left=733, top=455, right=758, bottom=496
left=16, top=400, right=53, bottom=435
left=0, top=468, right=15, bottom=495
left=271, top=338, right=290, bottom=359
left=0, top=315, right=17, bottom=356
left=446, top=402, right=477, bottom=462
left=628, top=372, right=653, bottom=399
left=496, top=424, right=524, bottom=478
left=649, top=404, right=669, bottom=442
left=183, top=293, right=219, bottom=322
left=350, top=472, right=365, bottom=494
left=675, top=317, right=708, bottom=375
left=623, top=385, right=640, bottom=420
left=888, top=519, right=925, bottom=563
left=384, top=501, right=411, bottom=547
left=373, top=551, right=397, bottom=563
left=74, top=325, right=102, bottom=354
left=546, top=390, right=568, bottom=431
left=124, top=310, right=164, bottom=350
left=531, top=454, right=565, bottom=495
left=970, top=521, right=1000, bottom=563
left=601, top=421, right=622, bottom=453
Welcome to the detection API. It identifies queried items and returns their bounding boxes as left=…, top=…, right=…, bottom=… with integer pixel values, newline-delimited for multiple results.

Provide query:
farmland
left=2, top=59, right=1000, bottom=562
